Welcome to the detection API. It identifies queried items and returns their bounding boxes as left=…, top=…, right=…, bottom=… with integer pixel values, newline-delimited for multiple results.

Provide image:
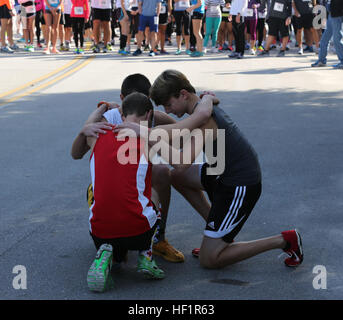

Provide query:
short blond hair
left=150, top=70, right=196, bottom=106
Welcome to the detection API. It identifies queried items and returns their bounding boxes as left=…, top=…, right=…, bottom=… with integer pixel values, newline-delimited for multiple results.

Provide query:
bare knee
left=170, top=168, right=184, bottom=187
left=152, top=165, right=171, bottom=189
left=199, top=251, right=221, bottom=269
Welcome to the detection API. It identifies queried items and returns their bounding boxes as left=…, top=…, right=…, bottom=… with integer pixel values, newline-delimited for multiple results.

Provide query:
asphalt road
left=0, top=43, right=343, bottom=301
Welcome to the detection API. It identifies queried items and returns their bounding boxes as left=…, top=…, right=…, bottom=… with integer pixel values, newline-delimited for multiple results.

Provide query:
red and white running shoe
left=192, top=248, right=200, bottom=258
left=281, top=229, right=303, bottom=267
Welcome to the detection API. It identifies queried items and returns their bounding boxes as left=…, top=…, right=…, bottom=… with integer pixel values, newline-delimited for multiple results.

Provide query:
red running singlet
left=89, top=129, right=157, bottom=239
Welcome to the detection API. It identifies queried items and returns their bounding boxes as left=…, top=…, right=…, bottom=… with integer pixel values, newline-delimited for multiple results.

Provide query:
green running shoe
left=137, top=255, right=165, bottom=279
left=87, top=244, right=113, bottom=292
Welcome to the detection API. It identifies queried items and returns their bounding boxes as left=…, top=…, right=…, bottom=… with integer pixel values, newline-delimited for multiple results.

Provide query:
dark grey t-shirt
left=204, top=106, right=262, bottom=186
left=294, top=0, right=314, bottom=15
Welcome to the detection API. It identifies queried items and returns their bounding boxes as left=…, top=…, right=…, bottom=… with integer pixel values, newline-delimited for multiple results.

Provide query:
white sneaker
left=249, top=48, right=256, bottom=55
left=203, top=48, right=207, bottom=54
left=298, top=48, right=303, bottom=55
left=1, top=46, right=14, bottom=53
left=211, top=47, right=218, bottom=53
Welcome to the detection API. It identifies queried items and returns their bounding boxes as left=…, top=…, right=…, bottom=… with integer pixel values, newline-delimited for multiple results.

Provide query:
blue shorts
left=138, top=14, right=158, bottom=32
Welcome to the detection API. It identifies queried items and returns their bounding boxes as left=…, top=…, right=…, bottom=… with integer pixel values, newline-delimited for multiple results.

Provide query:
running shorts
left=267, top=16, right=289, bottom=38
left=0, top=4, right=12, bottom=19
left=92, top=7, right=111, bottom=21
left=201, top=163, right=262, bottom=243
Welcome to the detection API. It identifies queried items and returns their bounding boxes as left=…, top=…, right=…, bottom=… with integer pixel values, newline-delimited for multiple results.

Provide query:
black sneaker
left=92, top=45, right=100, bottom=53
left=133, top=48, right=142, bottom=56
left=259, top=50, right=270, bottom=56
left=228, top=52, right=239, bottom=58
left=277, top=50, right=285, bottom=57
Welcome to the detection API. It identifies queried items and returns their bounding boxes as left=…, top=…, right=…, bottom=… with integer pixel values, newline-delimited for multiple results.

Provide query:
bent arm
left=153, top=110, right=177, bottom=126
left=148, top=122, right=211, bottom=171
left=153, top=95, right=214, bottom=144
left=70, top=105, right=111, bottom=159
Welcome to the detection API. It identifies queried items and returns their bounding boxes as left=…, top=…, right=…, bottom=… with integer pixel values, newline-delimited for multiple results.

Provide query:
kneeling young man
left=86, top=92, right=165, bottom=292
left=117, top=69, right=304, bottom=270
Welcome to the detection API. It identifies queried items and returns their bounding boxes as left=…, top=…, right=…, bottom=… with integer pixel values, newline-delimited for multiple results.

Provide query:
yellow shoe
left=87, top=183, right=94, bottom=208
left=152, top=239, right=185, bottom=263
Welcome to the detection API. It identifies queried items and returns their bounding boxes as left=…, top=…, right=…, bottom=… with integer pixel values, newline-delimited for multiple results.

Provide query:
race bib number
left=258, top=11, right=266, bottom=18
left=222, top=7, right=230, bottom=12
left=210, top=6, right=218, bottom=13
left=274, top=2, right=284, bottom=12
left=130, top=0, right=138, bottom=6
left=49, top=0, right=59, bottom=4
left=154, top=16, right=159, bottom=24
left=160, top=5, right=166, bottom=14
left=245, top=8, right=253, bottom=17
left=180, top=1, right=189, bottom=7
left=74, top=6, right=84, bottom=14
left=26, top=6, right=35, bottom=13
left=99, top=0, right=109, bottom=8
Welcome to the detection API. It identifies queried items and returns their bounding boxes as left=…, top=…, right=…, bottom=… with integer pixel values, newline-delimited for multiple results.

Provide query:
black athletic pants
left=232, top=15, right=245, bottom=55
left=72, top=17, right=85, bottom=48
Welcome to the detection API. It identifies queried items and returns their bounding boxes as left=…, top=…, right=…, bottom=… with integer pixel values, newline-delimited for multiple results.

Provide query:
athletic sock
left=139, top=247, right=153, bottom=261
left=120, top=35, right=127, bottom=50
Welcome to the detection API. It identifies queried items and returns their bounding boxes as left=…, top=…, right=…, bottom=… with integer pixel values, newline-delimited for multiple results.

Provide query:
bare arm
left=114, top=95, right=216, bottom=147
left=153, top=110, right=177, bottom=126
left=154, top=95, right=215, bottom=143
left=70, top=105, right=114, bottom=159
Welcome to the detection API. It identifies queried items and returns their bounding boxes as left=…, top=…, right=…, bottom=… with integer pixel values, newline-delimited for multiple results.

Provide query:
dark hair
left=121, top=74, right=151, bottom=98
left=150, top=70, right=196, bottom=106
left=122, top=92, right=153, bottom=117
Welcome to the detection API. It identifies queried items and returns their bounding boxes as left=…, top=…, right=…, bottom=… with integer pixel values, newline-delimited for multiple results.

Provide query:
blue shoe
left=304, top=46, right=314, bottom=53
left=185, top=49, right=192, bottom=55
left=132, top=48, right=142, bottom=56
left=175, top=49, right=182, bottom=55
left=333, top=63, right=343, bottom=69
left=311, top=60, right=326, bottom=67
left=118, top=49, right=129, bottom=55
left=190, top=51, right=203, bottom=57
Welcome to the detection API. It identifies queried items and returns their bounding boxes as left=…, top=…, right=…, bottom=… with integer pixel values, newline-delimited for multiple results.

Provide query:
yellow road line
left=0, top=56, right=82, bottom=99
left=0, top=56, right=94, bottom=107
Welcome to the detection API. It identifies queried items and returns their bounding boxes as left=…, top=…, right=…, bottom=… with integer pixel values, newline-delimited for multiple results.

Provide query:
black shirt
left=204, top=106, right=262, bottom=186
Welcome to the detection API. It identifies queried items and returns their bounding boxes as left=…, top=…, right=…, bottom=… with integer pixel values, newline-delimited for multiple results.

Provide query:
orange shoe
left=152, top=239, right=185, bottom=263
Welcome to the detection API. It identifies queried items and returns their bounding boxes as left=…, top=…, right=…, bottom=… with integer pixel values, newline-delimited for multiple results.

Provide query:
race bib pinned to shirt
left=245, top=8, right=253, bottom=17
left=274, top=2, right=284, bottom=12
left=160, top=5, right=166, bottom=14
left=49, top=0, right=59, bottom=5
left=98, top=0, right=110, bottom=8
left=26, top=6, right=36, bottom=13
left=179, top=1, right=189, bottom=7
left=74, top=6, right=84, bottom=14
left=258, top=11, right=266, bottom=18
left=210, top=5, right=218, bottom=13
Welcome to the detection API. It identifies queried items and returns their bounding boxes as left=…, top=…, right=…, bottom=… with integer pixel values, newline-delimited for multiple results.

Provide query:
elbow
left=71, top=153, right=81, bottom=160
left=198, top=111, right=211, bottom=126
left=71, top=149, right=83, bottom=160
left=173, top=163, right=191, bottom=171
